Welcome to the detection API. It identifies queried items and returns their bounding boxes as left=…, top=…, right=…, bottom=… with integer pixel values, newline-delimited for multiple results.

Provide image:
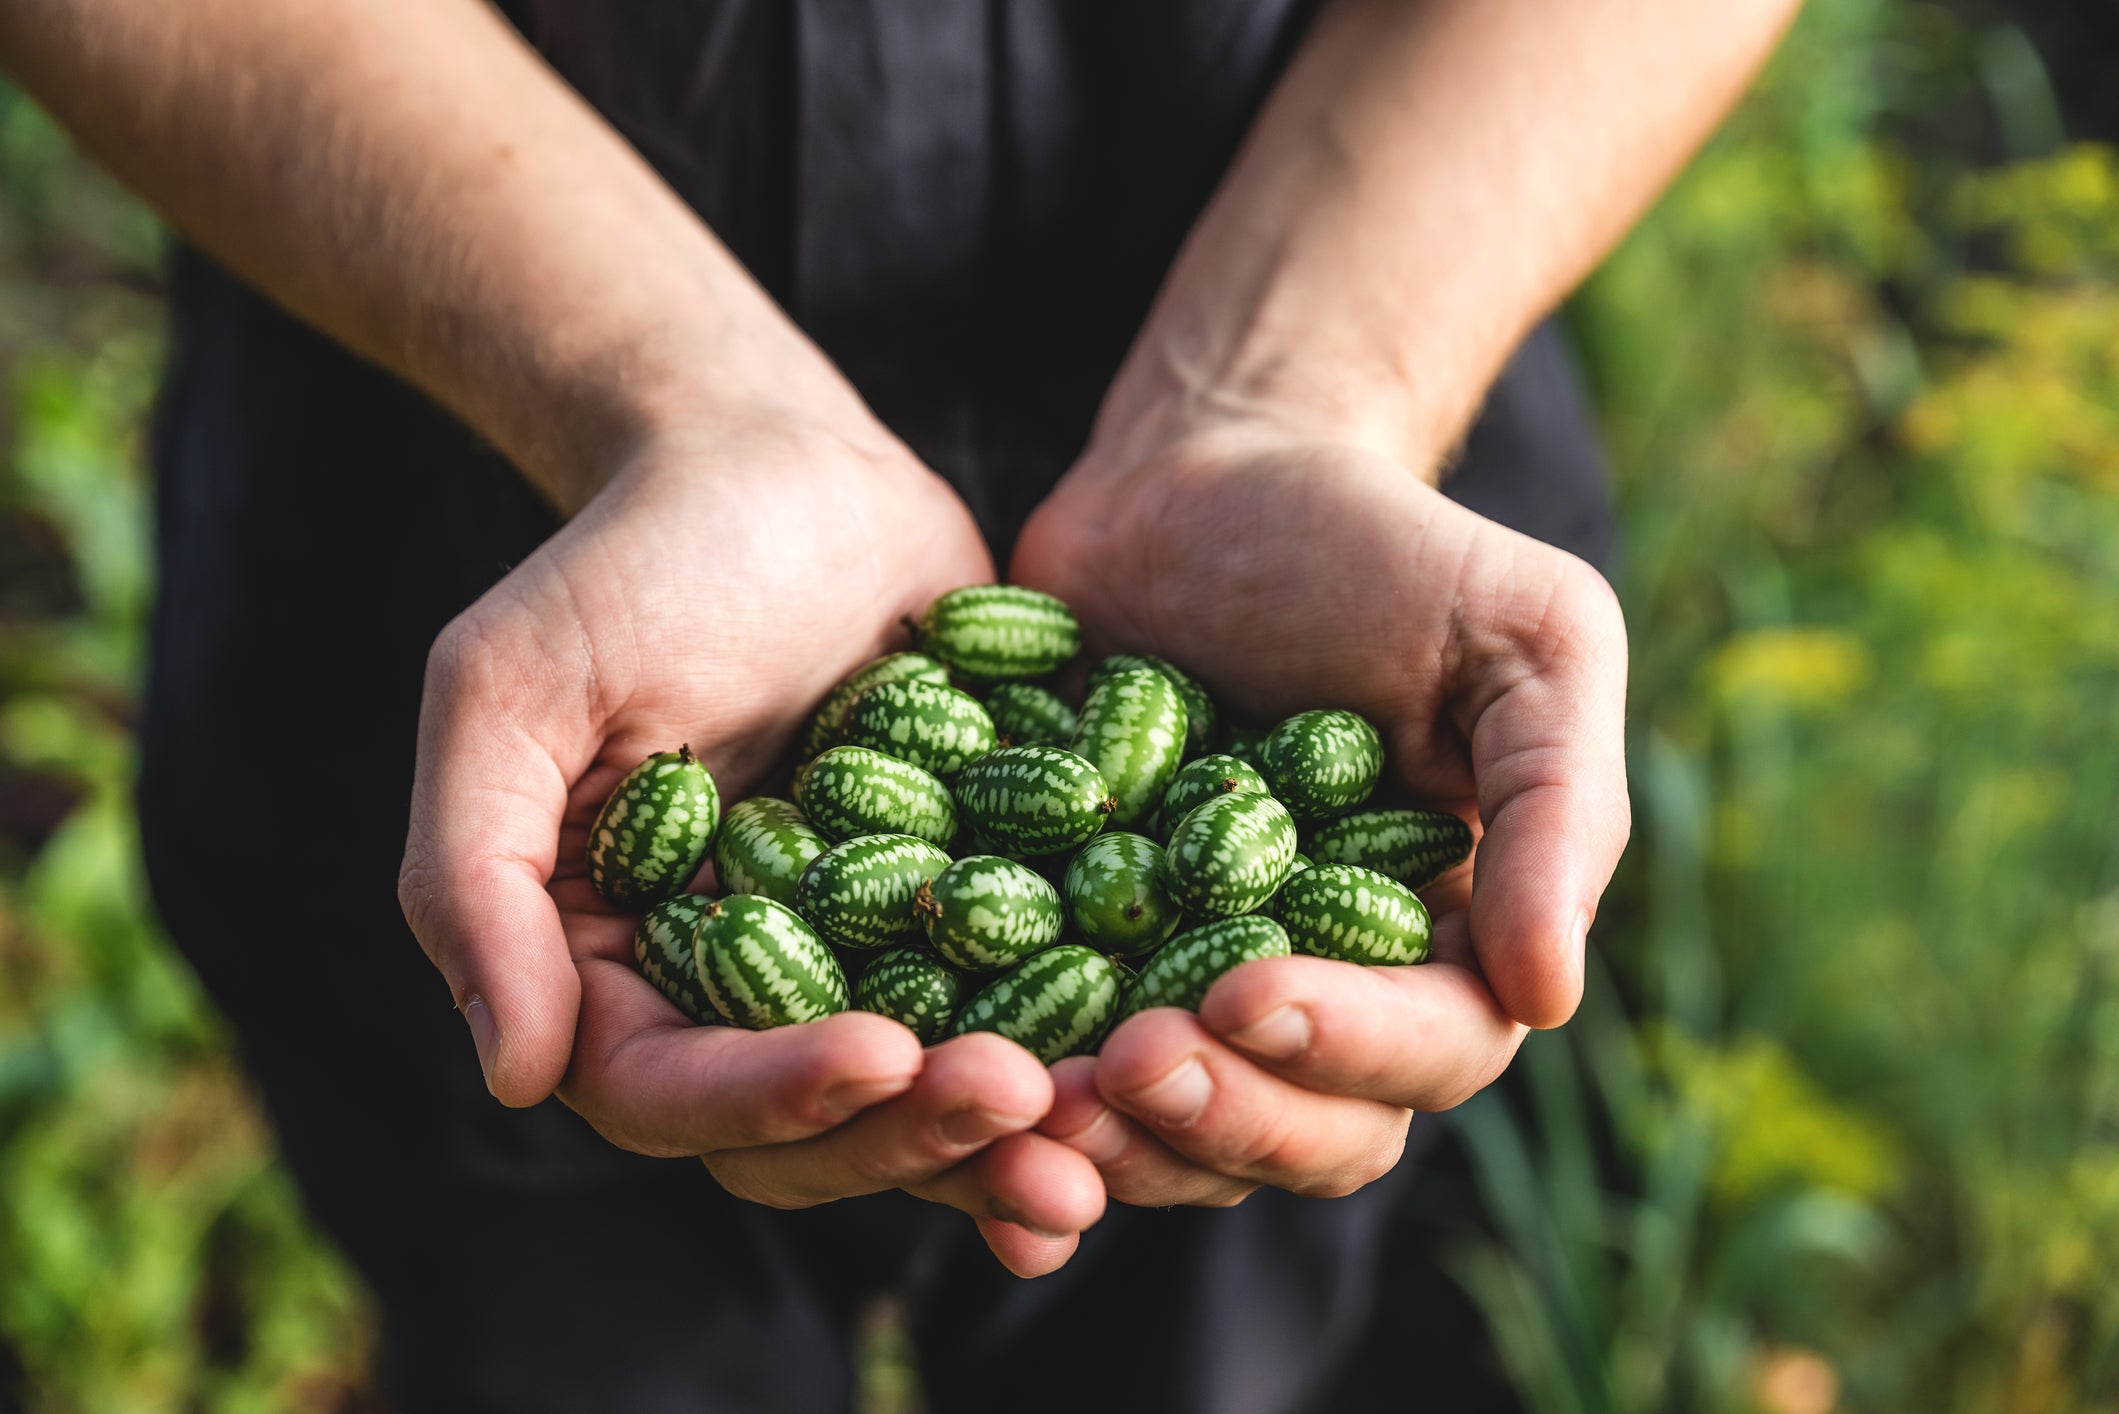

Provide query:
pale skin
left=1, top=0, right=1801, bottom=1276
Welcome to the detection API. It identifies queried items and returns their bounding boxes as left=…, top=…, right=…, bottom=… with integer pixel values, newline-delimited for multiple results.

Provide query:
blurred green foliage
left=0, top=88, right=375, bottom=1412
left=1, top=2, right=2116, bottom=1410
left=1443, top=2, right=2119, bottom=1410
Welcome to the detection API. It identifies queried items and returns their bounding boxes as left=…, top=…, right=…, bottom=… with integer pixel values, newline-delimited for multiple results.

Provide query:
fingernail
left=1121, top=1058, right=1212, bottom=1127
left=1224, top=1005, right=1311, bottom=1060
left=938, top=1106, right=1030, bottom=1148
left=989, top=1202, right=1070, bottom=1241
left=463, top=995, right=498, bottom=1094
left=821, top=1076, right=913, bottom=1120
left=1048, top=1108, right=1128, bottom=1165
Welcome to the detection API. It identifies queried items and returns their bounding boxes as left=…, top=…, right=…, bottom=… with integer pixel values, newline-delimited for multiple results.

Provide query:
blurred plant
left=1432, top=1, right=2119, bottom=1410
left=0, top=89, right=374, bottom=1412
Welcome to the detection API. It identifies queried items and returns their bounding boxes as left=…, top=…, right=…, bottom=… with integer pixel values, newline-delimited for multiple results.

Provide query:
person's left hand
left=1008, top=417, right=1630, bottom=1206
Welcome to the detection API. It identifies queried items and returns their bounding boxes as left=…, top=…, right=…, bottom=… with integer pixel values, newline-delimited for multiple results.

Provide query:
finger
left=973, top=1219, right=1080, bottom=1279
left=1460, top=556, right=1632, bottom=1028
left=1039, top=1057, right=1257, bottom=1209
left=398, top=614, right=591, bottom=1106
left=702, top=1032, right=1053, bottom=1209
left=910, top=1133, right=1107, bottom=1245
left=1093, top=1011, right=1413, bottom=1198
left=564, top=957, right=924, bottom=1155
left=1195, top=953, right=1526, bottom=1110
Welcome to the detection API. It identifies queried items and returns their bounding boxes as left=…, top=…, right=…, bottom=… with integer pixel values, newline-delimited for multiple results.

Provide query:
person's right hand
left=396, top=414, right=1106, bottom=1276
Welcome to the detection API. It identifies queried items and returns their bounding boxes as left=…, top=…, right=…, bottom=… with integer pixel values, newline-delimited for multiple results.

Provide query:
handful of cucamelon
left=593, top=585, right=1474, bottom=1065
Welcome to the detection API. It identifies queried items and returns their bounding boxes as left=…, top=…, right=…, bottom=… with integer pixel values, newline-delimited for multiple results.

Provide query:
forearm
left=1096, top=0, right=1801, bottom=475
left=0, top=0, right=878, bottom=510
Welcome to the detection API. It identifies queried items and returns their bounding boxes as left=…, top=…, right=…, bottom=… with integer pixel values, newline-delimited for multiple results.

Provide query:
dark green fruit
left=692, top=895, right=850, bottom=1029
left=951, top=944, right=1125, bottom=1063
left=841, top=679, right=998, bottom=779
left=633, top=894, right=716, bottom=1023
left=1087, top=654, right=1217, bottom=757
left=713, top=797, right=826, bottom=906
left=1165, top=791, right=1299, bottom=918
left=1274, top=864, right=1432, bottom=964
left=953, top=745, right=1116, bottom=856
left=1062, top=833, right=1182, bottom=959
left=1306, top=808, right=1473, bottom=890
left=1258, top=710, right=1384, bottom=821
left=916, top=585, right=1081, bottom=681
left=1121, top=915, right=1290, bottom=1017
left=587, top=745, right=721, bottom=908
left=853, top=946, right=963, bottom=1044
left=984, top=682, right=1079, bottom=748
left=798, top=652, right=951, bottom=759
left=917, top=855, right=1064, bottom=972
left=1069, top=667, right=1188, bottom=828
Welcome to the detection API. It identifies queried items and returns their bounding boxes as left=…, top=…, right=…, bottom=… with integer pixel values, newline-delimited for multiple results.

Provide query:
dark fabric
left=138, top=4, right=1610, bottom=1410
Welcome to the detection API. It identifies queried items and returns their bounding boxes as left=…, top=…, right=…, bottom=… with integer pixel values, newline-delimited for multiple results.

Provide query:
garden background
left=2, top=2, right=2116, bottom=1410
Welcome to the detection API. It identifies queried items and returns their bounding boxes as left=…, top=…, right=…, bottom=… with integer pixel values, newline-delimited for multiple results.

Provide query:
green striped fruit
left=1306, top=808, right=1474, bottom=891
left=1259, top=710, right=1385, bottom=821
left=916, top=585, right=1081, bottom=680
left=798, top=651, right=951, bottom=759
left=1289, top=852, right=1314, bottom=875
left=794, top=833, right=955, bottom=950
left=1122, top=915, right=1291, bottom=1017
left=587, top=746, right=721, bottom=908
left=951, top=944, right=1124, bottom=1063
left=953, top=745, right=1115, bottom=856
left=1155, top=754, right=1270, bottom=842
left=916, top=855, right=1064, bottom=971
left=1165, top=791, right=1299, bottom=918
left=1069, top=667, right=1188, bottom=828
left=713, top=797, right=827, bottom=906
left=691, top=895, right=850, bottom=1029
left=985, top=682, right=1079, bottom=748
left=1222, top=722, right=1267, bottom=767
left=633, top=893, right=716, bottom=1023
left=1062, top=833, right=1182, bottom=959
left=853, top=945, right=964, bottom=1044
left=1087, top=654, right=1217, bottom=757
left=1275, top=864, right=1432, bottom=965
left=797, top=744, right=956, bottom=846
left=841, top=679, right=997, bottom=779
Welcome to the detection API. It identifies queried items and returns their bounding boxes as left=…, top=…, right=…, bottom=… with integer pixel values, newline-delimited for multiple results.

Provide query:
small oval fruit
left=798, top=651, right=952, bottom=759
left=794, top=833, right=955, bottom=950
left=1165, top=791, right=1299, bottom=918
left=587, top=745, right=721, bottom=908
left=985, top=682, right=1079, bottom=748
left=841, top=679, right=998, bottom=779
left=951, top=944, right=1125, bottom=1063
left=1274, top=863, right=1432, bottom=965
left=1122, top=915, right=1291, bottom=1018
left=797, top=744, right=956, bottom=846
left=1306, top=808, right=1474, bottom=891
left=1087, top=654, right=1217, bottom=757
left=713, top=797, right=827, bottom=906
left=633, top=893, right=716, bottom=1023
left=953, top=745, right=1115, bottom=856
left=1069, top=667, right=1188, bottom=828
left=917, top=585, right=1081, bottom=680
left=853, top=946, right=964, bottom=1044
left=1155, top=753, right=1271, bottom=841
left=916, top=855, right=1065, bottom=972
left=1062, top=833, right=1182, bottom=959
left=1258, top=710, right=1384, bottom=821
left=692, top=895, right=850, bottom=1029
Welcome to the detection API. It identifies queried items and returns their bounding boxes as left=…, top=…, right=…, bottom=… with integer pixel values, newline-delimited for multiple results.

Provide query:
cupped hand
left=1010, top=422, right=1630, bottom=1207
left=398, top=418, right=1102, bottom=1273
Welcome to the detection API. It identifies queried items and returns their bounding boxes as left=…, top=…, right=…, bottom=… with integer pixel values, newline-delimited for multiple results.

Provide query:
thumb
left=1462, top=557, right=1632, bottom=1030
left=398, top=618, right=585, bottom=1106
